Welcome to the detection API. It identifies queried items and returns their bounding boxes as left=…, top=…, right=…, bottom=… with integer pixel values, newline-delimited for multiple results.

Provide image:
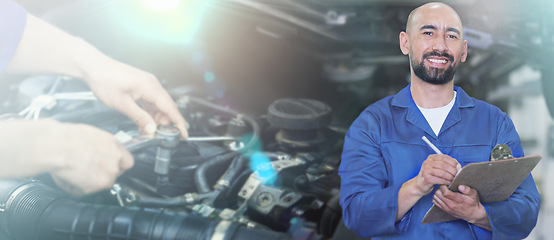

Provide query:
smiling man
left=339, top=2, right=540, bottom=240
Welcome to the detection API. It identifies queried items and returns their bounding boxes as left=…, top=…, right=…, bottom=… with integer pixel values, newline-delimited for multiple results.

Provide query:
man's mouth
left=422, top=51, right=454, bottom=68
left=427, top=58, right=447, bottom=64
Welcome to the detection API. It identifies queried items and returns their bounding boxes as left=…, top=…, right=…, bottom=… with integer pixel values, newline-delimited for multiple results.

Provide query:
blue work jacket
left=0, top=0, right=26, bottom=72
left=339, top=85, right=540, bottom=240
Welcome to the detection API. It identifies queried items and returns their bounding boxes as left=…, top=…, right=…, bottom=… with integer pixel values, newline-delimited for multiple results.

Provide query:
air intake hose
left=0, top=180, right=290, bottom=240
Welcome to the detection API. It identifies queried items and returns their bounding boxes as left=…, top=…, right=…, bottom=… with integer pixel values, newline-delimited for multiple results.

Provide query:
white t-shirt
left=417, top=91, right=457, bottom=136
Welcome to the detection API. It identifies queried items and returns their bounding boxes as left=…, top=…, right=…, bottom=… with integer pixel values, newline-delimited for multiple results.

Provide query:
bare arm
left=4, top=13, right=188, bottom=138
left=396, top=177, right=429, bottom=221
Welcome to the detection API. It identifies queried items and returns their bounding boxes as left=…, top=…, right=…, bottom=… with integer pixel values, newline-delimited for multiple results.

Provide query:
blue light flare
left=249, top=152, right=277, bottom=185
left=204, top=72, right=215, bottom=83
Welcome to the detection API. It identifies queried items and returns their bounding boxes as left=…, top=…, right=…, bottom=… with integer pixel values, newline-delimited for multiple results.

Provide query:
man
left=0, top=0, right=188, bottom=196
left=339, top=2, right=540, bottom=240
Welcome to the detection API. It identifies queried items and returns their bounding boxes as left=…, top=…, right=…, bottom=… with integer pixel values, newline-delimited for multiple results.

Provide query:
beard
left=411, top=51, right=457, bottom=85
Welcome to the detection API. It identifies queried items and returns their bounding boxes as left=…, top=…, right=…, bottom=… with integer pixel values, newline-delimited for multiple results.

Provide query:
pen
left=421, top=136, right=443, bottom=154
left=422, top=136, right=461, bottom=174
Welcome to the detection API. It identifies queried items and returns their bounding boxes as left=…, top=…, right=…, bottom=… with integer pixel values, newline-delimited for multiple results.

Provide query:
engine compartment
left=0, top=76, right=345, bottom=240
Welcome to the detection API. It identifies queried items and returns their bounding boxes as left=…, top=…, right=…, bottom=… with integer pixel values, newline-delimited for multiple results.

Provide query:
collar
left=391, top=84, right=475, bottom=109
left=393, top=84, right=475, bottom=138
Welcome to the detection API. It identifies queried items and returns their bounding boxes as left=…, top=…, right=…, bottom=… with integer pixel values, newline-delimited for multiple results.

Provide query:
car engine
left=0, top=76, right=345, bottom=240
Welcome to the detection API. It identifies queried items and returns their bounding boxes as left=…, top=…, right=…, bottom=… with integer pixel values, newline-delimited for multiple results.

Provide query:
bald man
left=339, top=2, right=539, bottom=239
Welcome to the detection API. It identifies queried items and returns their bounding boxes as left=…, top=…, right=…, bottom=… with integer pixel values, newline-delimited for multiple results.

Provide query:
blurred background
left=4, top=0, right=554, bottom=239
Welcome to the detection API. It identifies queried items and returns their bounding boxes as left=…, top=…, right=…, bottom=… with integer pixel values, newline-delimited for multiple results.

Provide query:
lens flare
left=249, top=152, right=277, bottom=185
left=117, top=0, right=211, bottom=43
left=204, top=72, right=215, bottom=83
left=140, top=0, right=180, bottom=12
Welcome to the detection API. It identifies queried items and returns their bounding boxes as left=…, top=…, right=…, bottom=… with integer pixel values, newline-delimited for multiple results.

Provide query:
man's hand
left=433, top=185, right=492, bottom=230
left=50, top=122, right=134, bottom=196
left=84, top=60, right=188, bottom=138
left=1, top=12, right=187, bottom=195
left=414, top=154, right=461, bottom=196
left=397, top=154, right=460, bottom=221
left=0, top=120, right=133, bottom=196
left=4, top=14, right=188, bottom=139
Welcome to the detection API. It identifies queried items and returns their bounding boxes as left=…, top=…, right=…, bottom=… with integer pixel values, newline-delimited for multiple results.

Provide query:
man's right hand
left=0, top=120, right=133, bottom=196
left=414, top=154, right=461, bottom=196
left=50, top=122, right=134, bottom=196
left=396, top=154, right=461, bottom=221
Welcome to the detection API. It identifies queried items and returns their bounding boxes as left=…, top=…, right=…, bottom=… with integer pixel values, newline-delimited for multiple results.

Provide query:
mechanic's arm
left=432, top=171, right=539, bottom=239
left=4, top=13, right=188, bottom=138
left=433, top=115, right=539, bottom=239
left=0, top=120, right=133, bottom=196
left=397, top=154, right=460, bottom=222
left=482, top=115, right=540, bottom=239
left=339, top=111, right=398, bottom=238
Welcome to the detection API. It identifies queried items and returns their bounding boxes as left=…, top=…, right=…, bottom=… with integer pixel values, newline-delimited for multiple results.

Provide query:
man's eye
left=447, top=35, right=458, bottom=39
left=423, top=32, right=433, bottom=36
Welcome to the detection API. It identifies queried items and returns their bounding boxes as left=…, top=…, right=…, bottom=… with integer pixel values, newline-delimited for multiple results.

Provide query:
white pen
left=421, top=136, right=442, bottom=154
left=422, top=136, right=461, bottom=174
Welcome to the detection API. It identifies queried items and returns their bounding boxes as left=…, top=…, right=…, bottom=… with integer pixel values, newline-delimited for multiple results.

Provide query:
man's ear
left=399, top=31, right=410, bottom=55
left=461, top=39, right=468, bottom=62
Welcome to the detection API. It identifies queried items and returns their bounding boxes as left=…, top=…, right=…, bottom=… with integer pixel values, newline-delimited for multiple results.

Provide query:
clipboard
left=421, top=154, right=542, bottom=224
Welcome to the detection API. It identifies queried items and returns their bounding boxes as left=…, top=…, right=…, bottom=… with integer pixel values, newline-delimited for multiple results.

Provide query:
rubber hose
left=0, top=180, right=291, bottom=240
left=223, top=169, right=253, bottom=199
left=218, top=155, right=248, bottom=190
left=187, top=98, right=262, bottom=194
left=194, top=151, right=240, bottom=193
left=318, top=193, right=341, bottom=238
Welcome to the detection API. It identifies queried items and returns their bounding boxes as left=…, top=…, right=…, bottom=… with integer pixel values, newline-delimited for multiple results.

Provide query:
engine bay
left=0, top=76, right=345, bottom=240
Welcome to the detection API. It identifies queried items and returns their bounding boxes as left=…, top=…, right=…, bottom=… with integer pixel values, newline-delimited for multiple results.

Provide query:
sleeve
left=483, top=114, right=541, bottom=240
left=0, top=0, right=27, bottom=72
left=339, top=109, right=407, bottom=238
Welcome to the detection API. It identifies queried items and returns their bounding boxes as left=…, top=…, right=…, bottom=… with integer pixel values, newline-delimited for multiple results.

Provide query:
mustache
left=422, top=51, right=454, bottom=62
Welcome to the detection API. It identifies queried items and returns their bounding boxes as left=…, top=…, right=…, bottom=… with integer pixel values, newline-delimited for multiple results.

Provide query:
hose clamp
left=211, top=220, right=232, bottom=240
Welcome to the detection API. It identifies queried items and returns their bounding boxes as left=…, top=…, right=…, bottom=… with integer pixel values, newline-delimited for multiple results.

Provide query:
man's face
left=400, top=4, right=467, bottom=85
left=410, top=47, right=456, bottom=85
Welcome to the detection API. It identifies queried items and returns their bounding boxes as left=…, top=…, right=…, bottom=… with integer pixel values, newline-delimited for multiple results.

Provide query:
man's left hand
left=85, top=59, right=188, bottom=139
left=433, top=184, right=491, bottom=229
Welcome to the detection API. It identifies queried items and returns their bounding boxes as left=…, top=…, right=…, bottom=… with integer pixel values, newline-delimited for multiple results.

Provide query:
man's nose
left=432, top=34, right=448, bottom=52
